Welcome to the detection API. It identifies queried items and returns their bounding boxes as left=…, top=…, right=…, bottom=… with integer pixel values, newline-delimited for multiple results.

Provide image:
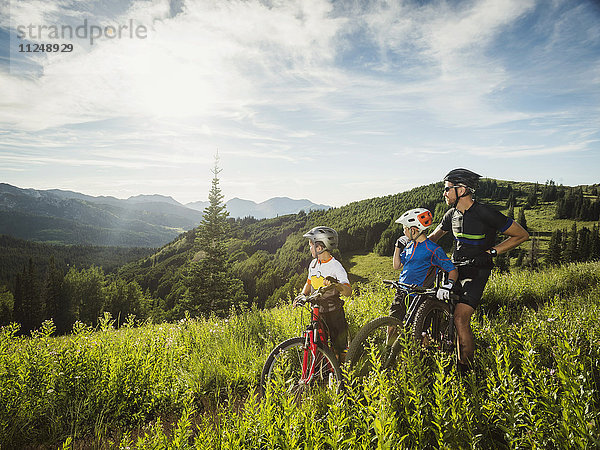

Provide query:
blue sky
left=0, top=0, right=599, bottom=207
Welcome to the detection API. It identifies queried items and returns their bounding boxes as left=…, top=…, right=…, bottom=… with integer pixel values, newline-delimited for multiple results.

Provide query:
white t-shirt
left=307, top=256, right=350, bottom=312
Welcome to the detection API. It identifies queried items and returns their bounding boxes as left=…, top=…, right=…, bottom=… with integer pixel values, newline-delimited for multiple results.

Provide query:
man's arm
left=428, top=223, right=447, bottom=243
left=490, top=221, right=529, bottom=255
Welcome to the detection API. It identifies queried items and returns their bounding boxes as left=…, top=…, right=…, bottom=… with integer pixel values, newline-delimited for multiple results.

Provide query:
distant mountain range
left=186, top=197, right=330, bottom=220
left=0, top=183, right=330, bottom=247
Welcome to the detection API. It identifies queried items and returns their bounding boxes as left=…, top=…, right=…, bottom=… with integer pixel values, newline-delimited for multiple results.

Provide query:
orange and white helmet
left=395, top=208, right=433, bottom=232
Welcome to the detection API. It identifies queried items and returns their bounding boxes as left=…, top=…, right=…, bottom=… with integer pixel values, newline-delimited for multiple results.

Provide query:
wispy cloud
left=1, top=0, right=599, bottom=205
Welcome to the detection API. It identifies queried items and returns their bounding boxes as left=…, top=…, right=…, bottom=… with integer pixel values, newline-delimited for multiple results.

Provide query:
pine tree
left=506, top=192, right=516, bottom=208
left=13, top=272, right=24, bottom=328
left=181, top=155, right=247, bottom=317
left=524, top=184, right=537, bottom=209
left=517, top=208, right=528, bottom=231
left=555, top=197, right=567, bottom=219
left=546, top=229, right=562, bottom=266
left=44, top=257, right=76, bottom=334
left=507, top=204, right=515, bottom=220
left=591, top=224, right=600, bottom=260
left=19, top=259, right=44, bottom=333
left=564, top=223, right=579, bottom=262
left=542, top=180, right=558, bottom=202
left=0, top=285, right=13, bottom=326
left=515, top=250, right=524, bottom=267
left=527, top=233, right=539, bottom=269
left=577, top=227, right=591, bottom=261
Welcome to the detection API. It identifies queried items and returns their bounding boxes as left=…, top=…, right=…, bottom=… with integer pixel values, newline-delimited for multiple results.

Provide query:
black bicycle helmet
left=443, top=168, right=481, bottom=190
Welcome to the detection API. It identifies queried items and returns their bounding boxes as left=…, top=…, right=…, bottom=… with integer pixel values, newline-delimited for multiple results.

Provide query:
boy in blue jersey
left=391, top=208, right=458, bottom=321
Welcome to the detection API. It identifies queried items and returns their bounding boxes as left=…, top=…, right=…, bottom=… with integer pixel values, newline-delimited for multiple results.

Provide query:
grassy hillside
left=2, top=262, right=600, bottom=448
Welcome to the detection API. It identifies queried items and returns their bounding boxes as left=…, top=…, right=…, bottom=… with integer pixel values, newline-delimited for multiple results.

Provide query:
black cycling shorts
left=321, top=307, right=349, bottom=355
left=456, top=266, right=491, bottom=309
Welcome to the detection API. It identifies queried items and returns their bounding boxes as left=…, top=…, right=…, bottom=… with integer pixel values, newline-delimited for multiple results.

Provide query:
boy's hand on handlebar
left=293, top=294, right=307, bottom=307
left=323, top=276, right=340, bottom=291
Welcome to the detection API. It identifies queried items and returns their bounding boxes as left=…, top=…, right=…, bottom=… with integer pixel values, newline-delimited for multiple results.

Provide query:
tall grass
left=1, top=262, right=600, bottom=447
left=483, top=261, right=600, bottom=310
left=124, top=285, right=600, bottom=449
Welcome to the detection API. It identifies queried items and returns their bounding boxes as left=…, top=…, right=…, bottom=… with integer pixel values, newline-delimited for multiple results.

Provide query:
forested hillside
left=2, top=178, right=599, bottom=334
left=118, top=179, right=600, bottom=316
left=0, top=235, right=155, bottom=287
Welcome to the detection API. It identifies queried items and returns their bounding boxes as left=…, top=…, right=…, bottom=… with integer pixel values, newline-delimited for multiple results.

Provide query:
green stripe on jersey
left=455, top=232, right=485, bottom=240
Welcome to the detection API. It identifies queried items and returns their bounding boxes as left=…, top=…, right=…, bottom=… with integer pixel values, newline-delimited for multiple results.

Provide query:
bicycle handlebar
left=382, top=280, right=436, bottom=295
left=451, top=259, right=477, bottom=267
left=293, top=283, right=339, bottom=307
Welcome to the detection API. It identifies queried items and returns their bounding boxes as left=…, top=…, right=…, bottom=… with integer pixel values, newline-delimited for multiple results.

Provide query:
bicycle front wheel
left=260, top=337, right=342, bottom=397
left=346, top=316, right=404, bottom=379
left=411, top=299, right=453, bottom=353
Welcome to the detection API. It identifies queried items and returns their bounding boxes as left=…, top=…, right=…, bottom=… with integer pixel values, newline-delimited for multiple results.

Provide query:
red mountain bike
left=260, top=284, right=343, bottom=398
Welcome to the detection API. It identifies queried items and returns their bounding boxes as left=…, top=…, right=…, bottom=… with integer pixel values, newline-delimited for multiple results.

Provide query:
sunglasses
left=443, top=185, right=465, bottom=193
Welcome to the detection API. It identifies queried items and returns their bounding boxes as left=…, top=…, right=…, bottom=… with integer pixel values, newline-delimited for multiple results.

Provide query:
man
left=428, top=168, right=529, bottom=372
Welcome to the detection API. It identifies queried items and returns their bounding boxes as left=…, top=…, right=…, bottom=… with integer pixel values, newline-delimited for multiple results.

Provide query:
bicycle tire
left=346, top=316, right=404, bottom=379
left=411, top=299, right=454, bottom=353
left=260, top=337, right=342, bottom=397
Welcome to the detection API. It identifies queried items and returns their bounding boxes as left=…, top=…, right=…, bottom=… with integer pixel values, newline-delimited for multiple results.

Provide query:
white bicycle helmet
left=395, top=208, right=433, bottom=232
left=303, top=226, right=338, bottom=251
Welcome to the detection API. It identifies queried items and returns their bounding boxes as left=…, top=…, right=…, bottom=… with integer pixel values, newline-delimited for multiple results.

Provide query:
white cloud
left=462, top=140, right=596, bottom=158
left=1, top=0, right=599, bottom=205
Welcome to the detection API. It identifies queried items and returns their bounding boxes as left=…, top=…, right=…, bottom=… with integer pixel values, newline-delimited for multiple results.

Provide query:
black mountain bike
left=346, top=272, right=463, bottom=379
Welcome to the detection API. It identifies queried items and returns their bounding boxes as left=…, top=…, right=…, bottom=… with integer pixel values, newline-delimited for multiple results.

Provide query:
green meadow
left=1, top=262, right=600, bottom=448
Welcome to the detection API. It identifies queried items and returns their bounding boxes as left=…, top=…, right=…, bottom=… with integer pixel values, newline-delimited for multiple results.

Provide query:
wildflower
left=47, top=389, right=54, bottom=394
left=547, top=318, right=555, bottom=322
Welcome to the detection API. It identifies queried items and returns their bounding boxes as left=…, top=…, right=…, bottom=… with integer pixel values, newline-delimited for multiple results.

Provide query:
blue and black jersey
left=440, top=201, right=513, bottom=260
left=399, top=238, right=456, bottom=287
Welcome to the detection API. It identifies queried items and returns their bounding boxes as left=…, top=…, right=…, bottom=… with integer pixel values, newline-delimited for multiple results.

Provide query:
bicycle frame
left=386, top=280, right=458, bottom=349
left=301, top=305, right=327, bottom=383
left=300, top=303, right=333, bottom=384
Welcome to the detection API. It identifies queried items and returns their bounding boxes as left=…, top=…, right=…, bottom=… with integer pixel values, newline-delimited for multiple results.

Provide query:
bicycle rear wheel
left=411, top=299, right=454, bottom=353
left=260, top=337, right=342, bottom=398
left=346, top=316, right=404, bottom=379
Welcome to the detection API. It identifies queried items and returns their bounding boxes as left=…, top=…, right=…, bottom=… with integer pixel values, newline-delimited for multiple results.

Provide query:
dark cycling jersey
left=440, top=201, right=512, bottom=261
